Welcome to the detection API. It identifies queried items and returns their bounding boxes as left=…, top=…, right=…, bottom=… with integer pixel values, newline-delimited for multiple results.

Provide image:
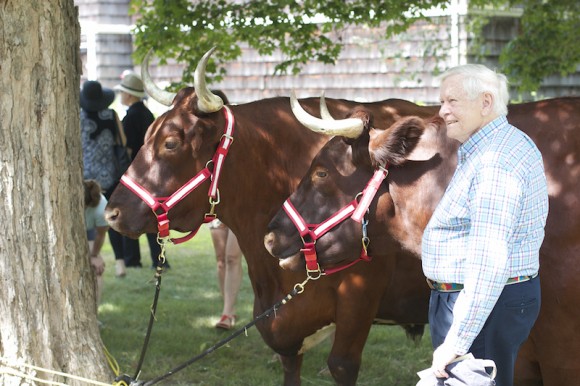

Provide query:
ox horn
left=194, top=47, right=224, bottom=113
left=290, top=91, right=364, bottom=138
left=141, top=49, right=177, bottom=106
left=319, top=93, right=335, bottom=120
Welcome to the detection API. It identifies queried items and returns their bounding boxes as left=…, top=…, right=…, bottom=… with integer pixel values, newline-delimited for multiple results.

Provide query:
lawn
left=98, top=227, right=433, bottom=385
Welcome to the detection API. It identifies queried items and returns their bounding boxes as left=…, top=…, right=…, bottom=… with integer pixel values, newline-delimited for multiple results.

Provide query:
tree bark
left=0, top=1, right=110, bottom=384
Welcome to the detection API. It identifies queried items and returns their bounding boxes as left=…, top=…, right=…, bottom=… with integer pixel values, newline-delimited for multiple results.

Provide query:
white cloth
left=417, top=354, right=496, bottom=386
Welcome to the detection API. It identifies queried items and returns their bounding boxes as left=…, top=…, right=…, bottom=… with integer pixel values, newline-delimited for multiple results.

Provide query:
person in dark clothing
left=80, top=80, right=131, bottom=277
left=80, top=80, right=124, bottom=197
left=115, top=71, right=170, bottom=270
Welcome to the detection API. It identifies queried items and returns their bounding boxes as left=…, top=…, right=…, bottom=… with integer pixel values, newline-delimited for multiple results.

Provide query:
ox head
left=264, top=94, right=440, bottom=272
left=105, top=48, right=230, bottom=238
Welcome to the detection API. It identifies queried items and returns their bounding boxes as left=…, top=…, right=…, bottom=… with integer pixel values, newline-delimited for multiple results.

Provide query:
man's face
left=439, top=74, right=488, bottom=143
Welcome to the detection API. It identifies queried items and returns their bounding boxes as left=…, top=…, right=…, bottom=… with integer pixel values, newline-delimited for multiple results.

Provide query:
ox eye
left=164, top=139, right=179, bottom=150
left=315, top=170, right=328, bottom=178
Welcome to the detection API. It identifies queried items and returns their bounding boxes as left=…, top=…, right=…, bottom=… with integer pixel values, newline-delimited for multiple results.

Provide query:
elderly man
left=422, top=64, right=549, bottom=385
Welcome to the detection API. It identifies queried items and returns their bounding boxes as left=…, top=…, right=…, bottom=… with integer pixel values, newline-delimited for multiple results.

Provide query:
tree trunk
left=0, top=1, right=110, bottom=384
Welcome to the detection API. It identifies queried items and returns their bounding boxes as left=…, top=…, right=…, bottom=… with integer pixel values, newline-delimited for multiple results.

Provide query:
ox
left=264, top=95, right=580, bottom=385
left=105, top=49, right=437, bottom=385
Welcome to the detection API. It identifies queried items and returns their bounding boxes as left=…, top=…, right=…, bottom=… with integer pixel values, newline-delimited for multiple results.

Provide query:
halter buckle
left=221, top=133, right=234, bottom=143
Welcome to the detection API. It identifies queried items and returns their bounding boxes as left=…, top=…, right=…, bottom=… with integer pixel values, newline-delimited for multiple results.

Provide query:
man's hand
left=432, top=343, right=458, bottom=378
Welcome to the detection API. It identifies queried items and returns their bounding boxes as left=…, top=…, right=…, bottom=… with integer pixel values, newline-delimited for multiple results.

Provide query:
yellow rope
left=102, top=343, right=120, bottom=377
left=102, top=344, right=131, bottom=386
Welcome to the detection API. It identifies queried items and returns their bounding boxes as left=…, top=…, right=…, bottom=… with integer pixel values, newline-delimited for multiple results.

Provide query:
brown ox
left=105, top=49, right=438, bottom=385
left=264, top=96, right=580, bottom=385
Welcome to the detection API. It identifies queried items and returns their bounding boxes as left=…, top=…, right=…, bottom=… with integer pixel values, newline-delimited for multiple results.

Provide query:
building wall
left=76, top=1, right=579, bottom=105
left=76, top=0, right=133, bottom=86
left=212, top=19, right=451, bottom=104
left=469, top=15, right=580, bottom=100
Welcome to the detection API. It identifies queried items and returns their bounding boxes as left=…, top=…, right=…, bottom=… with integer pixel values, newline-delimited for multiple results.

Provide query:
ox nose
left=104, top=207, right=120, bottom=225
left=264, top=232, right=276, bottom=256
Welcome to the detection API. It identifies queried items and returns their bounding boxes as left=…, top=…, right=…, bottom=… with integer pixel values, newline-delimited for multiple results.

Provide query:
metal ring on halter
left=205, top=189, right=220, bottom=219
left=378, top=164, right=389, bottom=176
left=209, top=188, right=221, bottom=205
left=306, top=267, right=323, bottom=280
left=294, top=283, right=305, bottom=294
left=294, top=276, right=312, bottom=293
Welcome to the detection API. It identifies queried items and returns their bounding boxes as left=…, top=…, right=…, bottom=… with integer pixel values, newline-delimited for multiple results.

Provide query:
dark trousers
left=108, top=230, right=164, bottom=267
left=108, top=228, right=142, bottom=266
left=429, top=276, right=540, bottom=386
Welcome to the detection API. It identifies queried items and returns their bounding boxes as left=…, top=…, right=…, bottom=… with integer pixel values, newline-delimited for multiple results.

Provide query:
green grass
left=98, top=227, right=433, bottom=385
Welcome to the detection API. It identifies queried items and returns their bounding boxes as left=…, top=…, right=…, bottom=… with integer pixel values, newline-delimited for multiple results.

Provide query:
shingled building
left=76, top=0, right=579, bottom=105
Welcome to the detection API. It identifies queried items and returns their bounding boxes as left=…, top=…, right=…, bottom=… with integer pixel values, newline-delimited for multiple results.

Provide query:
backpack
left=81, top=109, right=118, bottom=191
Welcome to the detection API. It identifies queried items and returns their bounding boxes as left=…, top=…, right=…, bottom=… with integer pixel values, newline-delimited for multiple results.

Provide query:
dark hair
left=84, top=179, right=102, bottom=207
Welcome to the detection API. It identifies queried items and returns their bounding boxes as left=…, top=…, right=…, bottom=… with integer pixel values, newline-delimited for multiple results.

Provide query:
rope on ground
left=103, top=343, right=121, bottom=377
left=0, top=356, right=112, bottom=386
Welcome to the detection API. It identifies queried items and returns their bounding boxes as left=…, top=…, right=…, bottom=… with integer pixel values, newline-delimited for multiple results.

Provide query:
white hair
left=440, top=64, right=509, bottom=116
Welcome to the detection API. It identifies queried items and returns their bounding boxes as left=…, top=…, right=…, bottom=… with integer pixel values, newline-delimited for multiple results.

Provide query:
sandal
left=215, top=314, right=236, bottom=330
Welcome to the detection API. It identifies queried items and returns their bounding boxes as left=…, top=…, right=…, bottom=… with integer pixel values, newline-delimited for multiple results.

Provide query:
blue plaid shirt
left=422, top=115, right=548, bottom=354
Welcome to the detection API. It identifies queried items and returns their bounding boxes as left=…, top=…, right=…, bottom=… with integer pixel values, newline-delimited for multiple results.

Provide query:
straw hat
left=80, top=80, right=115, bottom=112
left=114, top=71, right=146, bottom=98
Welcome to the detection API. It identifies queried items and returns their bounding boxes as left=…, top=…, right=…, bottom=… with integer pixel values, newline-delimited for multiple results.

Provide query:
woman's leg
left=209, top=223, right=228, bottom=298
left=221, top=229, right=243, bottom=320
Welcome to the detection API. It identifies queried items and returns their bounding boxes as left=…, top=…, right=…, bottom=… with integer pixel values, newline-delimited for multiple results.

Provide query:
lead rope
left=113, top=241, right=315, bottom=386
left=113, top=235, right=169, bottom=386
left=140, top=275, right=313, bottom=386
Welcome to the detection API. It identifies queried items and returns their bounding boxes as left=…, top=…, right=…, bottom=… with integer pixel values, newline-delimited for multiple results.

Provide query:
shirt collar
left=457, top=115, right=507, bottom=164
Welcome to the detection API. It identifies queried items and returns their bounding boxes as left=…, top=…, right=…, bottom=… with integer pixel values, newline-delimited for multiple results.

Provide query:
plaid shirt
left=422, top=115, right=549, bottom=353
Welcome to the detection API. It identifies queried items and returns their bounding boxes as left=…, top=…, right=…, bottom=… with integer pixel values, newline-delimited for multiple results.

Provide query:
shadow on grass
left=98, top=227, right=431, bottom=385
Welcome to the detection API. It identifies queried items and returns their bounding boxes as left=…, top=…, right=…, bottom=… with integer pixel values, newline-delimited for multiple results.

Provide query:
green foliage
left=500, top=0, right=580, bottom=91
left=469, top=0, right=580, bottom=91
left=130, top=0, right=449, bottom=88
left=98, top=228, right=433, bottom=385
left=131, top=0, right=579, bottom=94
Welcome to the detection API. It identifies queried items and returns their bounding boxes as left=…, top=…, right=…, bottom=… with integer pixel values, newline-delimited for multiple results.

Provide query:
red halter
left=120, top=106, right=235, bottom=244
left=282, top=166, right=389, bottom=276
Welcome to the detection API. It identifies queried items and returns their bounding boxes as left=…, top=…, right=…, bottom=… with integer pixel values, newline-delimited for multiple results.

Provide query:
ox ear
left=405, top=119, right=442, bottom=161
left=369, top=116, right=437, bottom=167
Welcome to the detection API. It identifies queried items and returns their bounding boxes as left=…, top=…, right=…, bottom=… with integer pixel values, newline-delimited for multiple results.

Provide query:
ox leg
left=515, top=313, right=580, bottom=386
left=514, top=341, right=542, bottom=386
left=279, top=353, right=303, bottom=386
left=402, top=324, right=425, bottom=346
left=326, top=324, right=371, bottom=386
left=326, top=310, right=376, bottom=385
